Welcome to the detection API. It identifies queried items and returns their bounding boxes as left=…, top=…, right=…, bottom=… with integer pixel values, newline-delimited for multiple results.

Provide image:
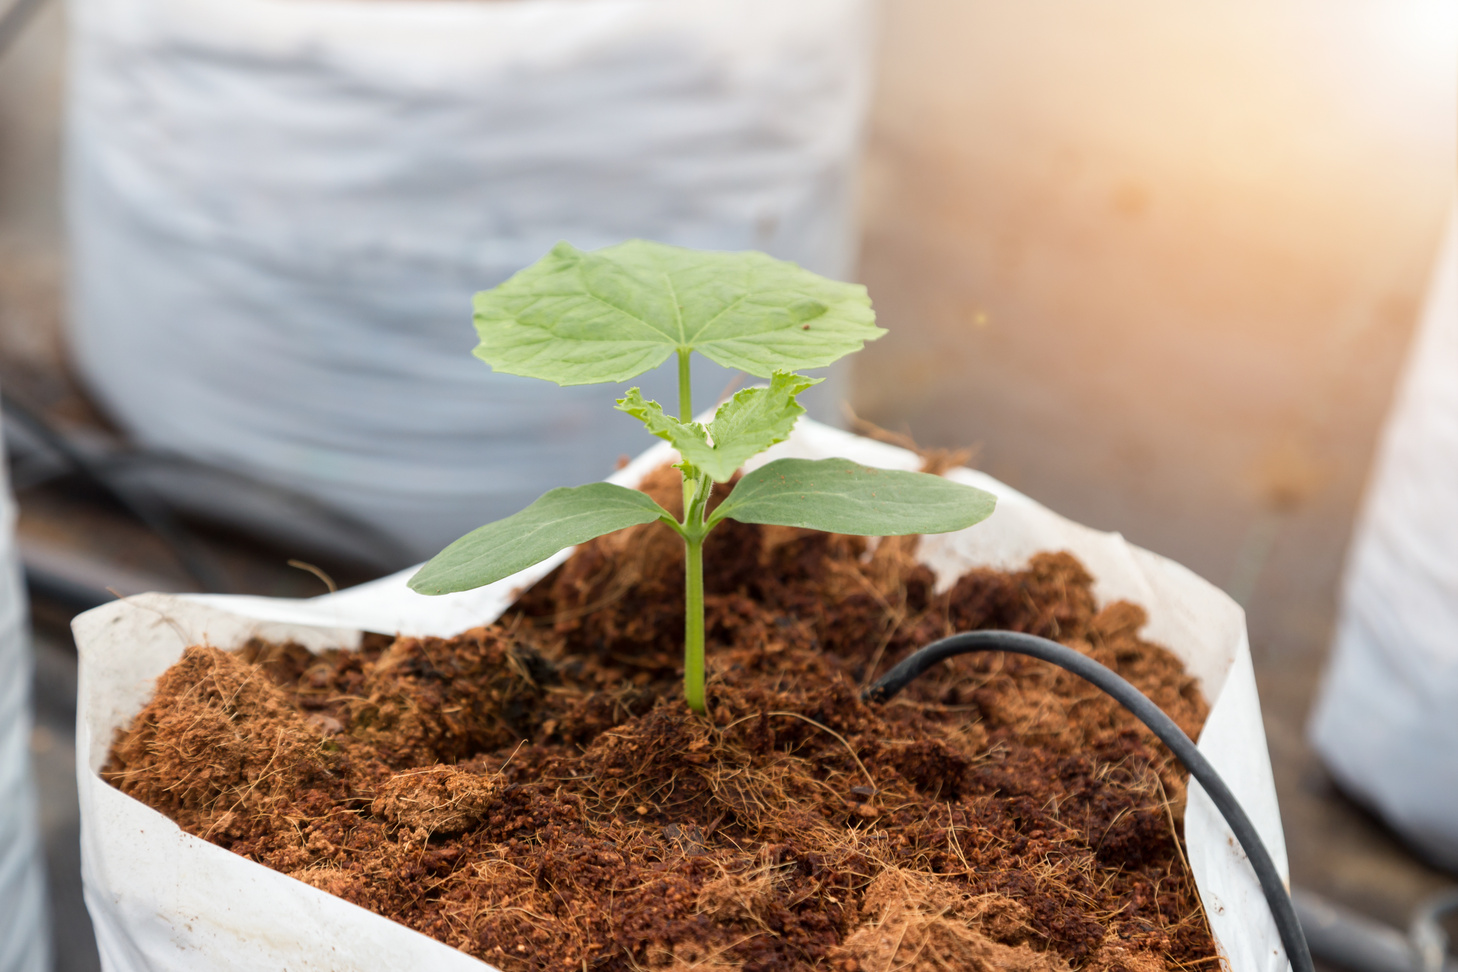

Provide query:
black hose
left=865, top=629, right=1314, bottom=972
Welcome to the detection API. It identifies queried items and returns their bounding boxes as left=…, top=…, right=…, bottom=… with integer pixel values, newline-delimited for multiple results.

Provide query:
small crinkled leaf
left=615, top=373, right=820, bottom=482
left=614, top=389, right=710, bottom=478
left=615, top=387, right=709, bottom=450
left=473, top=240, right=884, bottom=385
left=409, top=483, right=673, bottom=595
left=691, top=371, right=820, bottom=482
left=709, top=458, right=996, bottom=536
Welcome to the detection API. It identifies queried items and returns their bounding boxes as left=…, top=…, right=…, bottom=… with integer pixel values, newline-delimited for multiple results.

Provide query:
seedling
left=409, top=241, right=997, bottom=713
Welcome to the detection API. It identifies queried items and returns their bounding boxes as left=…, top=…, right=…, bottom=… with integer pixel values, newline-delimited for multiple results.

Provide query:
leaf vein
left=568, top=285, right=674, bottom=344
left=662, top=271, right=688, bottom=345
left=684, top=292, right=749, bottom=343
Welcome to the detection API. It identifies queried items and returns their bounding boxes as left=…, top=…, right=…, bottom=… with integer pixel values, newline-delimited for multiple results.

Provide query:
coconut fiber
left=105, top=466, right=1217, bottom=972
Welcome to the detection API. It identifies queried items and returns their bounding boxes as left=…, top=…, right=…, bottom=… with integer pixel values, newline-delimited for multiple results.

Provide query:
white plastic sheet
left=1309, top=201, right=1458, bottom=870
left=0, top=391, right=50, bottom=972
left=64, top=0, right=874, bottom=562
left=75, top=420, right=1291, bottom=972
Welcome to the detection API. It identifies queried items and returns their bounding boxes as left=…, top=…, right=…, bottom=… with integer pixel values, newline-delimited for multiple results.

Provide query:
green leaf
left=615, top=387, right=709, bottom=452
left=709, top=458, right=996, bottom=536
left=409, top=483, right=674, bottom=595
left=473, top=240, right=884, bottom=385
left=615, top=372, right=821, bottom=483
left=612, top=388, right=708, bottom=479
left=697, top=372, right=821, bottom=482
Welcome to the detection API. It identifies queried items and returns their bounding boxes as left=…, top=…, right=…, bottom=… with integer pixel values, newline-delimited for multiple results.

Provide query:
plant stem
left=677, top=349, right=693, bottom=421
left=674, top=348, right=708, bottom=714
left=677, top=347, right=696, bottom=517
left=683, top=532, right=706, bottom=714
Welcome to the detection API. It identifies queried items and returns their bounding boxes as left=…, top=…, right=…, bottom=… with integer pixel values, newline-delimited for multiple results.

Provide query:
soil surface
left=105, top=466, right=1216, bottom=972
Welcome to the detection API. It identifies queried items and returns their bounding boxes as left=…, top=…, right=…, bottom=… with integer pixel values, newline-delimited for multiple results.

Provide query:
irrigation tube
left=864, top=629, right=1315, bottom=972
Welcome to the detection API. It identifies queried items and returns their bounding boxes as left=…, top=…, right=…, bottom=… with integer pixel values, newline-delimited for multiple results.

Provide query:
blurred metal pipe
left=0, top=0, right=47, bottom=58
left=2, top=391, right=233, bottom=592
left=1294, top=888, right=1458, bottom=972
left=4, top=400, right=413, bottom=572
left=1411, top=890, right=1458, bottom=972
left=20, top=536, right=188, bottom=616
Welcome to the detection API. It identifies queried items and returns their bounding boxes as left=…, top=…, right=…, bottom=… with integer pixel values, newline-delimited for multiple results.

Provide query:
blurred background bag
left=0, top=382, right=49, bottom=972
left=1309, top=200, right=1458, bottom=872
left=65, top=0, right=874, bottom=566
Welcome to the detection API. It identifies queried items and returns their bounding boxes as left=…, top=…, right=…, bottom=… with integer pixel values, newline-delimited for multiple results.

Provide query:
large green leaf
left=409, top=483, right=674, bottom=595
left=709, top=458, right=997, bottom=536
left=616, top=372, right=820, bottom=483
left=473, top=240, right=884, bottom=385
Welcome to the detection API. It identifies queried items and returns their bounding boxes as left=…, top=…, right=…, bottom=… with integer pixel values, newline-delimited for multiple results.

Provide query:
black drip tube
left=864, top=629, right=1314, bottom=972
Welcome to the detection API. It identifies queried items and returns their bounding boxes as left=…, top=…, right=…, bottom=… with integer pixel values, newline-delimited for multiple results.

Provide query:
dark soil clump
left=105, top=465, right=1216, bottom=972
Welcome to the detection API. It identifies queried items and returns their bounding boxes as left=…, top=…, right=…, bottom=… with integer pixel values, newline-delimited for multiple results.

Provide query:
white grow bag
left=65, top=0, right=874, bottom=562
left=0, top=389, right=48, bottom=972
left=74, top=420, right=1292, bottom=972
left=1308, top=201, right=1458, bottom=869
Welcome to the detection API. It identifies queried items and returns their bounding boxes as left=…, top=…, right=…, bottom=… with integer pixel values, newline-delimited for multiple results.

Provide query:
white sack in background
left=1309, top=202, right=1458, bottom=870
left=65, top=0, right=874, bottom=562
left=0, top=390, right=50, bottom=972
left=77, top=420, right=1292, bottom=972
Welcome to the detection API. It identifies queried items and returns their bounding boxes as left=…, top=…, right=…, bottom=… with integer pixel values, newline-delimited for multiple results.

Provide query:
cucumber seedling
left=409, top=240, right=996, bottom=713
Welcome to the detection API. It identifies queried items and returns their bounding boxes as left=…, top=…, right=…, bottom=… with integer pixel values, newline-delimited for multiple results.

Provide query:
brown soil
left=105, top=465, right=1216, bottom=972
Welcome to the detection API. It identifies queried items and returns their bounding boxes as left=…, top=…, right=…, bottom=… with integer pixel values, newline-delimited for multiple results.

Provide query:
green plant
left=409, top=240, right=996, bottom=713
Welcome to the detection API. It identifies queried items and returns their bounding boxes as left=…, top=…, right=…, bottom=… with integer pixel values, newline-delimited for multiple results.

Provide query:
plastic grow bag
left=74, top=420, right=1292, bottom=972
left=64, top=0, right=874, bottom=562
left=0, top=390, right=50, bottom=972
left=1308, top=201, right=1458, bottom=870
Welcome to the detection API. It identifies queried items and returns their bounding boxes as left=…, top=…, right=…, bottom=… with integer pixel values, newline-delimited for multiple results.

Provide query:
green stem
left=683, top=532, right=706, bottom=714
left=674, top=346, right=707, bottom=713
left=677, top=347, right=695, bottom=516
left=677, top=348, right=693, bottom=421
